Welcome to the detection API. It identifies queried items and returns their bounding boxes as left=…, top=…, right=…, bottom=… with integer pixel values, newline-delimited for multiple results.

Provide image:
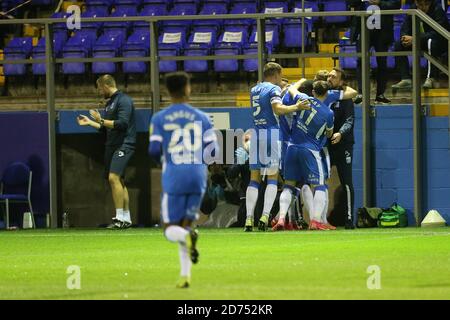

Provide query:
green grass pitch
left=1, top=227, right=449, bottom=300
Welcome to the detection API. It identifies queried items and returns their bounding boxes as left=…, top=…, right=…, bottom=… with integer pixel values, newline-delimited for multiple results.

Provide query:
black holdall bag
left=357, top=207, right=383, bottom=228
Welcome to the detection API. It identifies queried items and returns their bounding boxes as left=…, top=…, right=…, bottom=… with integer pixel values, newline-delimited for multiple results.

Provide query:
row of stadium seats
left=3, top=22, right=312, bottom=75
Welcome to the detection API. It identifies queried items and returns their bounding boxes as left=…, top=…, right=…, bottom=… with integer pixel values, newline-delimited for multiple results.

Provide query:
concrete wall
left=353, top=106, right=450, bottom=225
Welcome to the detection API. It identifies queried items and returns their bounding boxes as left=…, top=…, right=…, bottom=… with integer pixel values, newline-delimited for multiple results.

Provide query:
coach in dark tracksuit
left=77, top=75, right=136, bottom=229
left=392, top=0, right=450, bottom=89
left=327, top=68, right=356, bottom=229
left=348, top=0, right=401, bottom=104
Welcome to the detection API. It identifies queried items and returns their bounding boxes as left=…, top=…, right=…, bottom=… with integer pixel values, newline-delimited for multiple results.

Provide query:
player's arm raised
left=272, top=99, right=310, bottom=116
left=341, top=85, right=358, bottom=100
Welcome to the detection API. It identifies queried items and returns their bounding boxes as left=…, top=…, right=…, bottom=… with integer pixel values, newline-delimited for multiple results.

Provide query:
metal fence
left=0, top=8, right=449, bottom=227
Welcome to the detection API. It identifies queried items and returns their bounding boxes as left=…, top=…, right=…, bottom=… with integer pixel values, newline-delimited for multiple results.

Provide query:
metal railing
left=0, top=9, right=449, bottom=228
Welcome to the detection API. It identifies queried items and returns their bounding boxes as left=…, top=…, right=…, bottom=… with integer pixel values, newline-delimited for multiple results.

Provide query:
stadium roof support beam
left=149, top=21, right=160, bottom=113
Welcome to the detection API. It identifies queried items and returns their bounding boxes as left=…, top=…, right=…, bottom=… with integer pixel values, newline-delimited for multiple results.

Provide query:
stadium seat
left=92, top=33, right=126, bottom=74
left=192, top=3, right=228, bottom=30
left=184, top=29, right=217, bottom=72
left=114, top=0, right=143, bottom=9
left=261, top=1, right=289, bottom=31
left=122, top=30, right=150, bottom=74
left=80, top=9, right=107, bottom=35
left=338, top=45, right=357, bottom=70
left=394, top=2, right=411, bottom=24
left=85, top=0, right=113, bottom=14
left=0, top=162, right=35, bottom=230
left=213, top=27, right=247, bottom=72
left=134, top=4, right=168, bottom=31
left=248, top=25, right=279, bottom=48
left=62, top=33, right=96, bottom=74
left=322, top=0, right=348, bottom=24
left=163, top=3, right=198, bottom=32
left=224, top=2, right=257, bottom=28
left=3, top=37, right=33, bottom=76
left=51, top=12, right=71, bottom=36
left=293, top=1, right=320, bottom=21
left=31, top=34, right=67, bottom=75
left=283, top=5, right=313, bottom=49
left=103, top=6, right=138, bottom=39
left=158, top=29, right=186, bottom=72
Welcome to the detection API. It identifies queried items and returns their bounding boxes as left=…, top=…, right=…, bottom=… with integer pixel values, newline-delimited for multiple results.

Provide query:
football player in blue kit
left=149, top=72, right=219, bottom=288
left=276, top=80, right=357, bottom=231
left=245, top=62, right=311, bottom=232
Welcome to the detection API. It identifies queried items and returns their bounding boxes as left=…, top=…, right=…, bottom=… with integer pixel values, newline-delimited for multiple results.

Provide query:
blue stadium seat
left=62, top=33, right=96, bottom=74
left=85, top=0, right=113, bottom=14
left=338, top=45, right=357, bottom=70
left=322, top=0, right=348, bottom=24
left=114, top=0, right=143, bottom=9
left=103, top=6, right=138, bottom=39
left=394, top=2, right=411, bottom=24
left=163, top=3, right=198, bottom=32
left=214, top=27, right=247, bottom=72
left=31, top=34, right=67, bottom=75
left=293, top=1, right=319, bottom=22
left=134, top=4, right=168, bottom=31
left=158, top=29, right=186, bottom=72
left=224, top=2, right=257, bottom=28
left=192, top=3, right=228, bottom=30
left=248, top=25, right=279, bottom=48
left=3, top=37, right=33, bottom=76
left=184, top=29, right=217, bottom=72
left=92, top=33, right=126, bottom=74
left=51, top=12, right=72, bottom=36
left=261, top=1, right=289, bottom=30
left=80, top=9, right=107, bottom=35
left=283, top=16, right=312, bottom=48
left=123, top=30, right=150, bottom=74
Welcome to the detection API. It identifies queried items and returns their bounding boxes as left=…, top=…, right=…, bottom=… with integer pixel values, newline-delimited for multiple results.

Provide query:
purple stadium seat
left=248, top=25, right=279, bottom=48
left=283, top=16, right=312, bottom=48
left=243, top=44, right=273, bottom=73
left=123, top=31, right=150, bottom=74
left=338, top=45, right=357, bottom=70
left=114, top=0, right=143, bottom=9
left=134, top=5, right=168, bottom=31
left=158, top=30, right=186, bottom=72
left=213, top=27, right=247, bottom=72
left=184, top=29, right=217, bottom=72
left=261, top=1, right=288, bottom=30
left=163, top=4, right=198, bottom=32
left=394, top=2, right=411, bottom=24
left=103, top=7, right=138, bottom=38
left=51, top=12, right=72, bottom=35
left=32, top=34, right=67, bottom=75
left=85, top=0, right=113, bottom=14
left=92, top=33, right=126, bottom=74
left=322, top=0, right=348, bottom=24
left=293, top=1, right=319, bottom=21
left=80, top=9, right=107, bottom=35
left=224, top=2, right=257, bottom=28
left=62, top=33, right=96, bottom=74
left=3, top=37, right=33, bottom=76
left=192, top=3, right=228, bottom=30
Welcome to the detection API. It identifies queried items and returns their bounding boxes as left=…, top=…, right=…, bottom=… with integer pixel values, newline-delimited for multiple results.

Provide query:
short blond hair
left=97, top=74, right=117, bottom=88
left=263, top=62, right=282, bottom=78
left=314, top=70, right=329, bottom=81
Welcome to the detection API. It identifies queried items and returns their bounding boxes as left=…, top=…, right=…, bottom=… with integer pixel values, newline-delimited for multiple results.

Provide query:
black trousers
left=394, top=37, right=447, bottom=80
left=357, top=34, right=390, bottom=96
left=330, top=144, right=354, bottom=222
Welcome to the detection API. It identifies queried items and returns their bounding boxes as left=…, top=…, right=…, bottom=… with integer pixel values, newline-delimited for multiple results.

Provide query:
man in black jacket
left=348, top=0, right=401, bottom=104
left=327, top=68, right=356, bottom=229
left=392, top=0, right=450, bottom=89
left=77, top=75, right=136, bottom=229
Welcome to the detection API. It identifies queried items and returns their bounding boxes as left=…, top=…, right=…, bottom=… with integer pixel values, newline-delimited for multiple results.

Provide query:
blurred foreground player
left=148, top=72, right=218, bottom=288
left=77, top=75, right=136, bottom=229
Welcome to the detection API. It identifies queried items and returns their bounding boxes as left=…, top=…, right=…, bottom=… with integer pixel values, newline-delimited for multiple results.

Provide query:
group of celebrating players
left=244, top=62, right=357, bottom=233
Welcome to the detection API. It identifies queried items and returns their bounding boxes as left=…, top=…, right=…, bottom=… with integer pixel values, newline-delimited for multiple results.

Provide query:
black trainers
left=187, top=229, right=199, bottom=264
left=345, top=219, right=355, bottom=229
left=353, top=94, right=363, bottom=105
left=375, top=94, right=391, bottom=104
left=106, top=221, right=122, bottom=229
